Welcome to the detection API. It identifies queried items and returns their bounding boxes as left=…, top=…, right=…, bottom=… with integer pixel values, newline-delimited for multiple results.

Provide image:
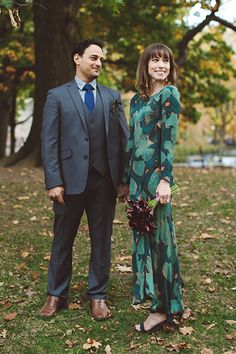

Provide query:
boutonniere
left=111, top=99, right=121, bottom=116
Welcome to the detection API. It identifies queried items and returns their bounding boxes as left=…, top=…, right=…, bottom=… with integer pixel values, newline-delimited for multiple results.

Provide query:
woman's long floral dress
left=123, top=86, right=184, bottom=318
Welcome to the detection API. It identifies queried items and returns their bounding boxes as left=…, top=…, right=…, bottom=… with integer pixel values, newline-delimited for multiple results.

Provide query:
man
left=40, top=39, right=129, bottom=320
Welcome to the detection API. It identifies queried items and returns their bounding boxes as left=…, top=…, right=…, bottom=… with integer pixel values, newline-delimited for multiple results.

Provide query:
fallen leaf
left=25, top=289, right=37, bottom=297
left=179, top=326, right=194, bottom=335
left=131, top=301, right=152, bottom=310
left=20, top=251, right=29, bottom=258
left=30, top=216, right=37, bottom=221
left=201, top=349, right=214, bottom=354
left=43, top=254, right=51, bottom=261
left=13, top=204, right=23, bottom=209
left=208, top=287, right=216, bottom=293
left=182, top=308, right=192, bottom=320
left=17, top=196, right=30, bottom=200
left=220, top=218, right=230, bottom=224
left=75, top=324, right=86, bottom=332
left=116, top=264, right=132, bottom=273
left=15, top=263, right=29, bottom=272
left=4, top=312, right=17, bottom=321
left=1, top=300, right=12, bottom=309
left=65, top=339, right=74, bottom=348
left=13, top=220, right=19, bottom=225
left=150, top=336, right=165, bottom=344
left=0, top=329, right=7, bottom=338
left=31, top=271, right=40, bottom=281
left=187, top=212, right=199, bottom=218
left=203, top=278, right=212, bottom=285
left=83, top=338, right=102, bottom=350
left=225, top=320, right=236, bottom=325
left=113, top=219, right=124, bottom=224
left=68, top=302, right=82, bottom=310
left=226, top=331, right=236, bottom=340
left=116, top=255, right=132, bottom=262
left=206, top=323, right=216, bottom=330
left=165, top=342, right=190, bottom=352
left=199, top=233, right=217, bottom=240
left=105, top=344, right=112, bottom=354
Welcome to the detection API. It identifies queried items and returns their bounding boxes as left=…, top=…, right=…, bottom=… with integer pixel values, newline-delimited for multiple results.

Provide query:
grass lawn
left=0, top=167, right=235, bottom=354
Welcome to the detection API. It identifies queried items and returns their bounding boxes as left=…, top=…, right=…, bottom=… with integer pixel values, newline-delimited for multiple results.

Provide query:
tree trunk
left=0, top=0, right=76, bottom=166
left=9, top=88, right=17, bottom=154
left=0, top=96, right=11, bottom=159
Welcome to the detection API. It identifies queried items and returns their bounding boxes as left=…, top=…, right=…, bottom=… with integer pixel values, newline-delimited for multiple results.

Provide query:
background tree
left=0, top=9, right=34, bottom=158
left=0, top=0, right=236, bottom=166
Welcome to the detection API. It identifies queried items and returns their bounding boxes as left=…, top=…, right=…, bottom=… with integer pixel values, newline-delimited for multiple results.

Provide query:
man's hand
left=48, top=186, right=65, bottom=205
left=156, top=179, right=171, bottom=204
left=117, top=183, right=129, bottom=203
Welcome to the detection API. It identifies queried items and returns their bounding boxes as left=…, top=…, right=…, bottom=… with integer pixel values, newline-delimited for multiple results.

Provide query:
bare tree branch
left=176, top=0, right=236, bottom=67
left=212, top=14, right=236, bottom=31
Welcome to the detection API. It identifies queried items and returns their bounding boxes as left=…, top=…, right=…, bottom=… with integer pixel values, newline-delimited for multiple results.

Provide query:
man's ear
left=73, top=54, right=80, bottom=65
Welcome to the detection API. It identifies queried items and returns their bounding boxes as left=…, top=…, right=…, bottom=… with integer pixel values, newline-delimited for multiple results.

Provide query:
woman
left=122, top=43, right=184, bottom=332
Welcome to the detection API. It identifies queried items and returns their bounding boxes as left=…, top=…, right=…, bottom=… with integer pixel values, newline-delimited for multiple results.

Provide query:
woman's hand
left=156, top=179, right=171, bottom=204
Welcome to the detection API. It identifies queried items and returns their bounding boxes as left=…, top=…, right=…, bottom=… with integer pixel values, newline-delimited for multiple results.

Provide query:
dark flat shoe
left=135, top=318, right=172, bottom=333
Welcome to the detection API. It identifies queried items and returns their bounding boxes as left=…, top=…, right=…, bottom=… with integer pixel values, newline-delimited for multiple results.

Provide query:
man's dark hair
left=71, top=38, right=104, bottom=71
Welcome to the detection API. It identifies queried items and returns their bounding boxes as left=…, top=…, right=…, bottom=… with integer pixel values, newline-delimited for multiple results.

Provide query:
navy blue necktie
left=83, top=83, right=95, bottom=112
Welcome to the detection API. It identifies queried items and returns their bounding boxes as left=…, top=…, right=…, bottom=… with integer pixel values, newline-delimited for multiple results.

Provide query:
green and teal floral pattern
left=123, top=86, right=184, bottom=316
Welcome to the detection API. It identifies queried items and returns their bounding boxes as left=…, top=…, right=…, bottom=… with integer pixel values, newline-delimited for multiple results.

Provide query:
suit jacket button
left=85, top=137, right=88, bottom=141
left=84, top=156, right=88, bottom=159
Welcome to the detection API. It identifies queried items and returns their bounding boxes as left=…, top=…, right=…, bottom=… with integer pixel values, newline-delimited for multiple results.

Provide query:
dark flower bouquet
left=126, top=184, right=180, bottom=234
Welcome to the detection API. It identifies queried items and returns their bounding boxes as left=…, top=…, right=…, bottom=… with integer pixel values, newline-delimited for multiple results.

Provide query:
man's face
left=74, top=44, right=104, bottom=82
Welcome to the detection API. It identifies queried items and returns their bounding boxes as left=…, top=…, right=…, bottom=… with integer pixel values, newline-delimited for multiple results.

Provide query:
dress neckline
left=148, top=85, right=173, bottom=99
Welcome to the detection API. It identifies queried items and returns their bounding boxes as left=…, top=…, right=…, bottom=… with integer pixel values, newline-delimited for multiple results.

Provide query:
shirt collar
left=75, top=76, right=97, bottom=90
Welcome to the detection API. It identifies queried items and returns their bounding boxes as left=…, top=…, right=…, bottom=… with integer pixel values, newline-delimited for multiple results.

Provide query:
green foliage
left=179, top=27, right=235, bottom=123
left=98, top=0, right=124, bottom=12
left=0, top=0, right=13, bottom=8
left=0, top=0, right=32, bottom=8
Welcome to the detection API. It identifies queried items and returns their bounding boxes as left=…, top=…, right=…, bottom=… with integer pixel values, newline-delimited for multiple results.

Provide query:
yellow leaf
left=65, top=339, right=74, bottom=348
left=0, top=329, right=7, bottom=338
left=201, top=349, right=214, bottom=354
left=226, top=331, right=236, bottom=340
left=206, top=323, right=216, bottom=330
left=179, top=326, right=194, bottom=335
left=20, top=251, right=29, bottom=258
left=68, top=303, right=82, bottom=310
left=43, top=254, right=51, bottom=261
left=116, top=264, right=132, bottom=273
left=199, top=233, right=217, bottom=240
left=182, top=308, right=192, bottom=320
left=83, top=338, right=102, bottom=350
left=105, top=344, right=112, bottom=354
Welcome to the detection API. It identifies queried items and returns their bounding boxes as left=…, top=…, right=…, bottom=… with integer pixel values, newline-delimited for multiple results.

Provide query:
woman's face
left=148, top=55, right=170, bottom=83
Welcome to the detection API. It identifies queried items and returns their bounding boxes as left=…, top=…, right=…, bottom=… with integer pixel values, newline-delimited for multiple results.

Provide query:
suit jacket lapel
left=97, top=83, right=109, bottom=136
left=66, top=79, right=88, bottom=132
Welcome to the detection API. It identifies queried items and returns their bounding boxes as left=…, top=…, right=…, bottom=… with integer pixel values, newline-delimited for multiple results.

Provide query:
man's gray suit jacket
left=41, top=79, right=129, bottom=194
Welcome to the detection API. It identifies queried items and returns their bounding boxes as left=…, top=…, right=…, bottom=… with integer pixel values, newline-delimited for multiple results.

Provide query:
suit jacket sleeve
left=117, top=93, right=129, bottom=184
left=121, top=97, right=135, bottom=184
left=41, top=90, right=63, bottom=189
left=160, top=86, right=181, bottom=184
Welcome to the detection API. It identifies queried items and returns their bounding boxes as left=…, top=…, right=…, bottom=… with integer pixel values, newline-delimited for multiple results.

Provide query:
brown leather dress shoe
left=39, top=295, right=67, bottom=317
left=90, top=299, right=111, bottom=320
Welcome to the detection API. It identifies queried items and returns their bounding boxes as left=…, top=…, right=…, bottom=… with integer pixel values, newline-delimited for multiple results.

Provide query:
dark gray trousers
left=47, top=168, right=116, bottom=299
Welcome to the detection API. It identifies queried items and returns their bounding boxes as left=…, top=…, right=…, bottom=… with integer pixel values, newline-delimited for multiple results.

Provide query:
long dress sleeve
left=160, top=86, right=181, bottom=184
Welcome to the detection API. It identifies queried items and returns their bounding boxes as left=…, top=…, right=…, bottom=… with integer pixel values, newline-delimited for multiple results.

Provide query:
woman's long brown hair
left=136, top=43, right=178, bottom=98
